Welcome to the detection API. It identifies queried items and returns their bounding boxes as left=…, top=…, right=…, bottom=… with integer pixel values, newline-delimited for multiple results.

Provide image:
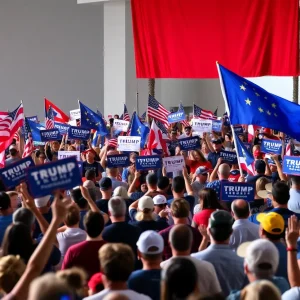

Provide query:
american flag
left=107, top=138, right=118, bottom=148
left=156, top=120, right=168, bottom=135
left=123, top=104, right=130, bottom=122
left=127, top=112, right=134, bottom=136
left=285, top=142, right=292, bottom=156
left=0, top=111, right=9, bottom=120
left=45, top=106, right=55, bottom=129
left=22, top=133, right=33, bottom=158
left=148, top=95, right=170, bottom=126
left=140, top=111, right=146, bottom=122
left=178, top=103, right=190, bottom=128
left=193, top=104, right=217, bottom=120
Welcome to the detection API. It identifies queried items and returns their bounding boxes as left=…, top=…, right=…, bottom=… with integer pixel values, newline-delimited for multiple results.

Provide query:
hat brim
left=237, top=241, right=252, bottom=258
left=257, top=190, right=269, bottom=199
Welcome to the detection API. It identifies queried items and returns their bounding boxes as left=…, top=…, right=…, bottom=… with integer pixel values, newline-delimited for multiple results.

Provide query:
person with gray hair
left=160, top=224, right=221, bottom=297
left=229, top=199, right=260, bottom=251
left=13, top=208, right=35, bottom=229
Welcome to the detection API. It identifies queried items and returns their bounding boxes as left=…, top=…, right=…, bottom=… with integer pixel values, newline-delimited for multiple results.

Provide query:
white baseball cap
left=34, top=195, right=51, bottom=208
left=9, top=145, right=17, bottom=151
left=153, top=195, right=167, bottom=205
left=138, top=196, right=154, bottom=210
left=136, top=230, right=164, bottom=254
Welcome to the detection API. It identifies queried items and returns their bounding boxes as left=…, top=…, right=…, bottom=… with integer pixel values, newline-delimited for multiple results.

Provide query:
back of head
left=272, top=181, right=290, bottom=205
left=172, top=176, right=185, bottom=194
left=99, top=243, right=134, bottom=282
left=146, top=173, right=158, bottom=187
left=28, top=273, right=73, bottom=300
left=169, top=224, right=193, bottom=252
left=218, top=163, right=230, bottom=178
left=13, top=208, right=35, bottom=228
left=84, top=211, right=104, bottom=238
left=255, top=159, right=266, bottom=174
left=209, top=210, right=234, bottom=242
left=231, top=200, right=250, bottom=219
left=171, top=198, right=190, bottom=218
left=87, top=187, right=101, bottom=202
left=113, top=186, right=128, bottom=199
left=71, top=188, right=88, bottom=209
left=64, top=205, right=80, bottom=227
left=0, top=192, right=11, bottom=211
left=85, top=169, right=96, bottom=181
left=162, top=257, right=198, bottom=300
left=199, top=188, right=221, bottom=209
left=107, top=167, right=118, bottom=178
left=108, top=197, right=126, bottom=218
left=158, top=176, right=170, bottom=191
left=240, top=280, right=281, bottom=300
left=291, top=175, right=300, bottom=186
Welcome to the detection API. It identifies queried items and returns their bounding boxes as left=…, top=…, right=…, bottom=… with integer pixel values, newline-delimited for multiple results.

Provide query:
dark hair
left=84, top=211, right=104, bottom=238
left=71, top=189, right=88, bottom=209
left=199, top=188, right=222, bottom=210
left=13, top=208, right=35, bottom=228
left=172, top=176, right=185, bottom=193
left=169, top=225, right=193, bottom=252
left=210, top=226, right=232, bottom=242
left=85, top=169, right=96, bottom=180
left=231, top=201, right=250, bottom=218
left=291, top=176, right=300, bottom=185
left=158, top=176, right=170, bottom=190
left=0, top=180, right=5, bottom=192
left=162, top=257, right=197, bottom=300
left=65, top=206, right=80, bottom=227
left=0, top=192, right=11, bottom=211
left=146, top=173, right=158, bottom=186
left=262, top=229, right=284, bottom=241
left=272, top=181, right=290, bottom=205
left=171, top=199, right=190, bottom=218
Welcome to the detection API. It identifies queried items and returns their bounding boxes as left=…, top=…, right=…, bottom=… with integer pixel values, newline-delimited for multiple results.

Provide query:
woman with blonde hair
left=240, top=280, right=281, bottom=300
left=186, top=149, right=212, bottom=176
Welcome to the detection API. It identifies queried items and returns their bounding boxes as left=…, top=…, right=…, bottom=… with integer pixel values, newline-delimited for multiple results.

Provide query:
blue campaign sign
left=234, top=126, right=244, bottom=134
left=221, top=182, right=255, bottom=202
left=0, top=157, right=35, bottom=189
left=260, top=139, right=282, bottom=155
left=220, top=150, right=237, bottom=164
left=167, top=111, right=186, bottom=124
left=40, top=129, right=61, bottom=142
left=54, top=122, right=70, bottom=135
left=178, top=136, right=200, bottom=151
left=107, top=154, right=130, bottom=168
left=283, top=156, right=300, bottom=176
left=68, top=126, right=91, bottom=140
left=27, top=116, right=38, bottom=122
left=27, top=156, right=82, bottom=198
left=136, top=155, right=162, bottom=171
left=212, top=120, right=222, bottom=132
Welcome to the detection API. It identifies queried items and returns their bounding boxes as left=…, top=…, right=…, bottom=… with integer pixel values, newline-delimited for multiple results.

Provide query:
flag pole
left=216, top=62, right=243, bottom=176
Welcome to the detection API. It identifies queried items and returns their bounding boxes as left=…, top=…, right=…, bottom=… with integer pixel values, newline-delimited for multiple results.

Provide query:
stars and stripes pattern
left=156, top=120, right=168, bottom=135
left=148, top=95, right=170, bottom=126
left=140, top=111, right=146, bottom=122
left=193, top=104, right=217, bottom=120
left=123, top=104, right=130, bottom=122
left=0, top=111, right=9, bottom=120
left=107, top=138, right=118, bottom=148
left=22, top=133, right=33, bottom=158
left=178, top=103, right=190, bottom=128
left=45, top=106, right=55, bottom=129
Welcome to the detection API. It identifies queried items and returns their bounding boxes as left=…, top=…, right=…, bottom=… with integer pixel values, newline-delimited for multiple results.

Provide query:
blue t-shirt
left=128, top=269, right=161, bottom=300
left=0, top=215, right=12, bottom=244
left=167, top=195, right=195, bottom=214
left=274, top=242, right=288, bottom=281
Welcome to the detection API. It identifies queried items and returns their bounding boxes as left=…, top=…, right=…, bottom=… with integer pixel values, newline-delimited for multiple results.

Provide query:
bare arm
left=100, top=146, right=108, bottom=170
left=205, top=133, right=214, bottom=153
left=128, top=171, right=141, bottom=196
left=271, top=154, right=288, bottom=181
left=198, top=225, right=210, bottom=251
left=264, top=157, right=272, bottom=176
left=209, top=158, right=222, bottom=182
left=183, top=167, right=193, bottom=196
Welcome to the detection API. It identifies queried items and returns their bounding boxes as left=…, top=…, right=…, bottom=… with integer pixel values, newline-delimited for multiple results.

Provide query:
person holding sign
left=185, top=150, right=212, bottom=177
left=82, top=149, right=103, bottom=181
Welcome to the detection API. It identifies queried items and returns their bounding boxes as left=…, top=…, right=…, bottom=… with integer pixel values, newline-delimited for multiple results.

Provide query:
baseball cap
left=257, top=182, right=272, bottom=199
left=195, top=166, right=208, bottom=176
left=209, top=210, right=234, bottom=228
left=184, top=126, right=191, bottom=130
left=99, top=177, right=112, bottom=191
left=153, top=195, right=167, bottom=205
left=257, top=212, right=285, bottom=235
left=9, top=145, right=17, bottom=151
left=255, top=159, right=266, bottom=173
left=211, top=138, right=222, bottom=144
left=138, top=196, right=154, bottom=210
left=34, top=195, right=51, bottom=208
left=88, top=273, right=103, bottom=293
left=136, top=230, right=164, bottom=254
left=83, top=149, right=95, bottom=155
left=237, top=239, right=279, bottom=276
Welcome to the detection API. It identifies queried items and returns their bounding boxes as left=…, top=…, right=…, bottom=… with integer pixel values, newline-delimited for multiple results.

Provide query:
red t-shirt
left=193, top=209, right=216, bottom=227
left=189, top=161, right=212, bottom=174
left=61, top=240, right=106, bottom=279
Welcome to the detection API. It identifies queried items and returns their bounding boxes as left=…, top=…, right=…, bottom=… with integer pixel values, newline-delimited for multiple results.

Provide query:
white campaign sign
left=113, top=119, right=129, bottom=132
left=163, top=156, right=185, bottom=173
left=70, top=109, right=81, bottom=121
left=117, top=136, right=141, bottom=152
left=192, top=119, right=212, bottom=132
left=58, top=151, right=81, bottom=162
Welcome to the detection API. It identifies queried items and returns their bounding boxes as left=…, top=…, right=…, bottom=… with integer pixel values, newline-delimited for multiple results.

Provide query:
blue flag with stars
left=130, top=112, right=149, bottom=148
left=79, top=101, right=108, bottom=136
left=219, top=64, right=300, bottom=139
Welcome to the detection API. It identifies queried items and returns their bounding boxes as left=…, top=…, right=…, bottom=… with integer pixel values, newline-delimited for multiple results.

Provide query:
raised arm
left=271, top=154, right=288, bottom=181
left=182, top=167, right=193, bottom=196
left=128, top=171, right=141, bottom=196
left=209, top=158, right=222, bottom=182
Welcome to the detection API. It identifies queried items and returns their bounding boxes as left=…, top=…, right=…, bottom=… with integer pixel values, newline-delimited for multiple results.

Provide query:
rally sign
left=27, top=157, right=82, bottom=198
left=113, top=119, right=129, bottom=132
left=221, top=182, right=255, bottom=202
left=107, top=154, right=130, bottom=168
left=136, top=155, right=161, bottom=171
left=233, top=126, right=244, bottom=134
left=27, top=116, right=38, bottom=122
left=220, top=150, right=237, bottom=164
left=58, top=151, right=81, bottom=162
left=260, top=139, right=282, bottom=155
left=163, top=156, right=185, bottom=173
left=192, top=119, right=212, bottom=132
left=68, top=126, right=90, bottom=140
left=178, top=136, right=201, bottom=151
left=70, top=109, right=81, bottom=121
left=0, top=157, right=34, bottom=188
left=167, top=111, right=186, bottom=124
left=54, top=122, right=70, bottom=135
left=283, top=156, right=300, bottom=176
left=117, top=136, right=141, bottom=152
left=212, top=120, right=222, bottom=132
left=40, top=129, right=61, bottom=142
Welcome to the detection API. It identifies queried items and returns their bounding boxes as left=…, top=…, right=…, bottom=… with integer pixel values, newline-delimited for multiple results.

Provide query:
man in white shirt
left=288, top=176, right=300, bottom=213
left=160, top=224, right=222, bottom=297
left=229, top=199, right=259, bottom=251
left=83, top=243, right=151, bottom=300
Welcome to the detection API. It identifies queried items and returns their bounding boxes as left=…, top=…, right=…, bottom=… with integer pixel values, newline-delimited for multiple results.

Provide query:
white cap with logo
left=153, top=195, right=167, bottom=205
left=136, top=230, right=164, bottom=255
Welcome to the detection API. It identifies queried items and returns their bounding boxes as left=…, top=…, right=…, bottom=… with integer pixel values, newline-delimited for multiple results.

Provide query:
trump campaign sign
left=70, top=109, right=81, bottom=121
left=163, top=156, right=185, bottom=173
left=118, top=136, right=141, bottom=152
left=220, top=150, right=238, bottom=164
left=113, top=119, right=130, bottom=132
left=260, top=139, right=282, bottom=155
left=136, top=155, right=161, bottom=171
left=283, top=156, right=300, bottom=176
left=233, top=126, right=244, bottom=134
left=40, top=129, right=61, bottom=142
left=58, top=151, right=81, bottom=162
left=178, top=136, right=201, bottom=151
left=27, top=157, right=82, bottom=198
left=192, top=119, right=212, bottom=132
left=167, top=111, right=186, bottom=124
left=221, top=182, right=255, bottom=202
left=212, top=120, right=222, bottom=132
left=0, top=157, right=34, bottom=189
left=68, top=126, right=90, bottom=140
left=54, top=122, right=70, bottom=135
left=107, top=154, right=130, bottom=168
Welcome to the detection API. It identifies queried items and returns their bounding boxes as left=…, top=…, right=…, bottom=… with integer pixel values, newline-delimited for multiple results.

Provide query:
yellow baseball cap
left=257, top=212, right=285, bottom=235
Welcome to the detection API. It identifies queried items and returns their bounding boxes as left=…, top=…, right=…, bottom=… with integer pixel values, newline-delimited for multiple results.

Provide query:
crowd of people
left=1, top=115, right=300, bottom=300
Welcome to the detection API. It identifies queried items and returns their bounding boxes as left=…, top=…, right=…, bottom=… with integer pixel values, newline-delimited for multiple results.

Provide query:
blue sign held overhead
left=27, top=116, right=38, bottom=122
left=233, top=126, right=244, bottom=134
left=221, top=182, right=255, bottom=202
left=68, top=126, right=91, bottom=140
left=178, top=136, right=201, bottom=151
left=260, top=139, right=282, bottom=155
left=27, top=156, right=82, bottom=198
left=220, top=150, right=237, bottom=164
left=167, top=111, right=186, bottom=124
left=40, top=129, right=61, bottom=142
left=0, top=156, right=35, bottom=189
left=283, top=156, right=300, bottom=176
left=136, top=155, right=162, bottom=171
left=54, top=122, right=70, bottom=135
left=107, top=154, right=130, bottom=168
left=212, top=120, right=222, bottom=132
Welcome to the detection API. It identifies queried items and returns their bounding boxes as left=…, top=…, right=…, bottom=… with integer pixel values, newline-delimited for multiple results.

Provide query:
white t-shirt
left=83, top=289, right=151, bottom=300
left=160, top=255, right=221, bottom=296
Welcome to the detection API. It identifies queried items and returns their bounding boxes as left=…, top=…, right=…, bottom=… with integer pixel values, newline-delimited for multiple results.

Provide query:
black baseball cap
left=99, top=177, right=112, bottom=191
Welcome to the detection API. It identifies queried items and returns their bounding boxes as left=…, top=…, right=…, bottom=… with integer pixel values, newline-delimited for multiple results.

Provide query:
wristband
left=286, top=247, right=297, bottom=252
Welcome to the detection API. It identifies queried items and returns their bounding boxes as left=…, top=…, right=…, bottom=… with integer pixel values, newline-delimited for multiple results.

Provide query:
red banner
left=131, top=0, right=299, bottom=78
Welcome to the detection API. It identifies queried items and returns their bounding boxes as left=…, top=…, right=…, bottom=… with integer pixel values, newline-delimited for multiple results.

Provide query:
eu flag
left=130, top=112, right=149, bottom=148
left=79, top=101, right=108, bottom=136
left=219, top=64, right=300, bottom=139
left=26, top=118, right=45, bottom=142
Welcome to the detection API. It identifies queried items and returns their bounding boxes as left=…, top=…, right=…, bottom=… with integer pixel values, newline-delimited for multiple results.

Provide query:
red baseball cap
left=88, top=272, right=103, bottom=293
